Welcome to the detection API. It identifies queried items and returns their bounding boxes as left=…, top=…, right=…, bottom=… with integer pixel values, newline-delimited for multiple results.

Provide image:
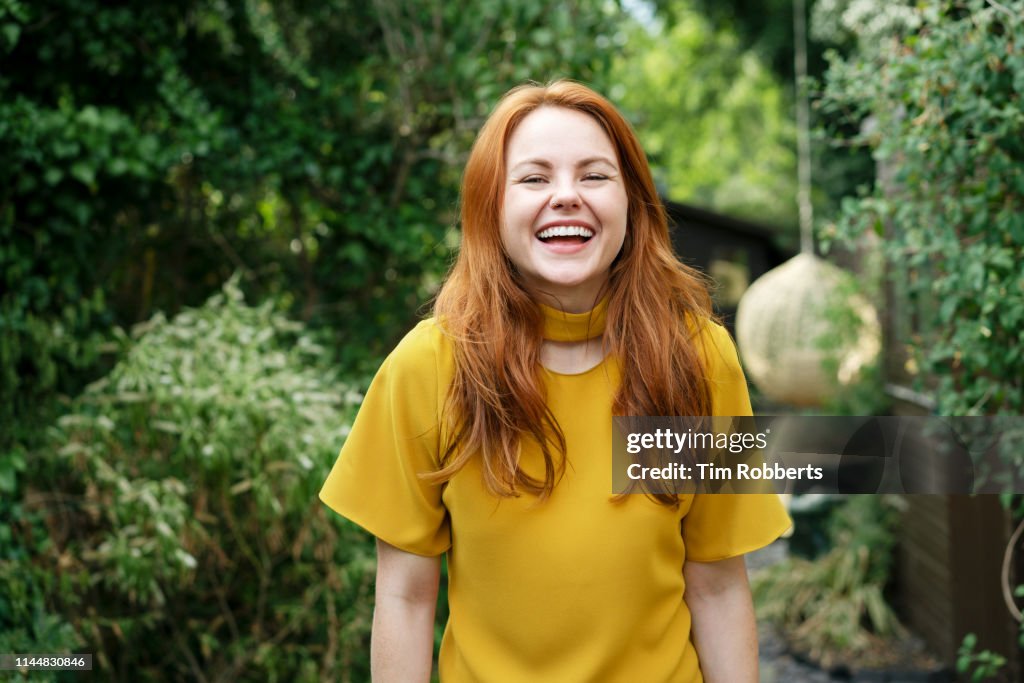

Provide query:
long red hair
left=429, top=80, right=715, bottom=503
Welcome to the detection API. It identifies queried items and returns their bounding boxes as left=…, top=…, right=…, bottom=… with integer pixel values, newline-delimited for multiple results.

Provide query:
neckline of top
left=538, top=296, right=608, bottom=342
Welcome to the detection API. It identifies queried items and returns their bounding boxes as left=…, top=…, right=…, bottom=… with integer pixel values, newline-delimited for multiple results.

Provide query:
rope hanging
left=733, top=0, right=880, bottom=407
left=794, top=0, right=814, bottom=255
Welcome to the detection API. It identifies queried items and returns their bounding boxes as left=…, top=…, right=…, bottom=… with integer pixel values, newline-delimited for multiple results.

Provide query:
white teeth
left=537, top=225, right=595, bottom=240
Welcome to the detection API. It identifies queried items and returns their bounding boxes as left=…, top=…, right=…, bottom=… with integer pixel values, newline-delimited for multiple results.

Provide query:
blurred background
left=1, top=0, right=1022, bottom=680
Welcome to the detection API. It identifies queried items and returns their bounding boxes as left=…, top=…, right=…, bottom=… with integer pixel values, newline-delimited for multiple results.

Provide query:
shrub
left=817, top=0, right=1024, bottom=416
left=11, top=277, right=374, bottom=681
left=752, top=496, right=909, bottom=669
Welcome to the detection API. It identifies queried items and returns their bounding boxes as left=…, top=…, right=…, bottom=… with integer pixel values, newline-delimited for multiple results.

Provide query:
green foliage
left=958, top=633, right=1008, bottom=682
left=621, top=0, right=877, bottom=235
left=611, top=5, right=798, bottom=228
left=816, top=252, right=888, bottom=415
left=1, top=0, right=633, bottom=456
left=818, top=0, right=1024, bottom=415
left=810, top=0, right=920, bottom=54
left=12, top=279, right=374, bottom=680
left=689, top=0, right=810, bottom=80
left=753, top=496, right=907, bottom=668
left=1, top=0, right=203, bottom=457
left=0, top=443, right=83, bottom=683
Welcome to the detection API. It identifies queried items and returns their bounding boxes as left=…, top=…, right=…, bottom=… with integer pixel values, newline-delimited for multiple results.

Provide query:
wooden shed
left=895, top=493, right=1021, bottom=679
left=665, top=200, right=790, bottom=333
left=883, top=241, right=1023, bottom=679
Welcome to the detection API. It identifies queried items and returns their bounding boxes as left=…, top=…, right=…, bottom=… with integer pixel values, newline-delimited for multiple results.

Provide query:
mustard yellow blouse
left=320, top=304, right=791, bottom=682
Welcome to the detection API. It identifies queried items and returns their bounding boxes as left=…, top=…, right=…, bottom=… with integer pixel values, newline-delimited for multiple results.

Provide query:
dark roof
left=663, top=200, right=785, bottom=245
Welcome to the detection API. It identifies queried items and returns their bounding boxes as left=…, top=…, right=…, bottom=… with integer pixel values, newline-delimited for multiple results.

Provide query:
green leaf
left=69, top=161, right=96, bottom=186
left=0, top=467, right=14, bottom=493
left=1, top=22, right=20, bottom=51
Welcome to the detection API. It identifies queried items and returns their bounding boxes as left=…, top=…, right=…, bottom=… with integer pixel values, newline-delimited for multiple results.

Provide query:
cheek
left=497, top=217, right=526, bottom=269
left=498, top=200, right=512, bottom=245
left=498, top=209, right=517, bottom=244
left=594, top=186, right=628, bottom=221
left=607, top=202, right=629, bottom=259
left=603, top=198, right=629, bottom=243
left=499, top=194, right=515, bottom=232
left=498, top=224, right=513, bottom=255
left=501, top=194, right=538, bottom=240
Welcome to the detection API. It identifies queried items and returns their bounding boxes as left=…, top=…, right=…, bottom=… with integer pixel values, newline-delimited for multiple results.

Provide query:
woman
left=320, top=80, right=791, bottom=682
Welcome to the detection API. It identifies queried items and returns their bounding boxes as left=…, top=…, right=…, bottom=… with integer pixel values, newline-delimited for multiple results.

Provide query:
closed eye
left=583, top=173, right=609, bottom=181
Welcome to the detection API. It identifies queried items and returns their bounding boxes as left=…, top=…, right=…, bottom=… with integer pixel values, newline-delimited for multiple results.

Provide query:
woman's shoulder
left=686, top=315, right=730, bottom=342
left=686, top=315, right=744, bottom=381
left=391, top=317, right=446, bottom=355
left=684, top=314, right=752, bottom=414
left=384, top=316, right=456, bottom=383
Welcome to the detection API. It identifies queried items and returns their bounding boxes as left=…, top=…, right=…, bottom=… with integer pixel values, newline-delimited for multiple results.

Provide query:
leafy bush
left=817, top=0, right=1024, bottom=416
left=814, top=3, right=1024, bottom=672
left=0, top=442, right=83, bottom=683
left=0, top=0, right=636, bottom=423
left=958, top=632, right=1008, bottom=682
left=9, top=278, right=373, bottom=681
left=752, top=496, right=909, bottom=668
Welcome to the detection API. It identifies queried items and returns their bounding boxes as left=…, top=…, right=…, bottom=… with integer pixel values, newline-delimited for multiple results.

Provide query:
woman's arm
left=372, top=539, right=441, bottom=682
left=683, top=555, right=759, bottom=683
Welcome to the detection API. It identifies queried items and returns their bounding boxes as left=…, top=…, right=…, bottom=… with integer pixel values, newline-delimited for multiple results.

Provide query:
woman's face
left=501, top=106, right=628, bottom=312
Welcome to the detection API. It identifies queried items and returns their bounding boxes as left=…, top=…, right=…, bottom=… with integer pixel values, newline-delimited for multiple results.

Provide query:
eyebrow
left=509, top=156, right=618, bottom=172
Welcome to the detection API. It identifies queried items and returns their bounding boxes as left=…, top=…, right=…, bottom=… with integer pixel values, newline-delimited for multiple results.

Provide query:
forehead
left=505, top=107, right=618, bottom=165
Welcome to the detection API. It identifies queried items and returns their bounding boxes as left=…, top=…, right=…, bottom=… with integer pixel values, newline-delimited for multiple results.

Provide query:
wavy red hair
left=429, top=80, right=715, bottom=504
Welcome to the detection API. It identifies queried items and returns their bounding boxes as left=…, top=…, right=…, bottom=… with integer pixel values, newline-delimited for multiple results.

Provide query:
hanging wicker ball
left=734, top=253, right=881, bottom=407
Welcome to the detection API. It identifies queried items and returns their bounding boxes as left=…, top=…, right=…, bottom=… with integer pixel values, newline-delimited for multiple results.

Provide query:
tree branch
left=984, top=0, right=1018, bottom=18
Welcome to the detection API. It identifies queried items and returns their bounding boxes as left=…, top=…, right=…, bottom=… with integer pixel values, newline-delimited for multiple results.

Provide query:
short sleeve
left=682, top=493, right=791, bottom=562
left=682, top=321, right=792, bottom=562
left=319, top=321, right=451, bottom=556
left=701, top=321, right=754, bottom=417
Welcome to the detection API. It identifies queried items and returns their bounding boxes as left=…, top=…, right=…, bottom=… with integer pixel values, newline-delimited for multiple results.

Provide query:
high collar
left=538, top=297, right=608, bottom=342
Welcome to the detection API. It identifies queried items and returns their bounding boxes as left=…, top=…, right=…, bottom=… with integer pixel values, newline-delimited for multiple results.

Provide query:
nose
left=549, top=178, right=581, bottom=210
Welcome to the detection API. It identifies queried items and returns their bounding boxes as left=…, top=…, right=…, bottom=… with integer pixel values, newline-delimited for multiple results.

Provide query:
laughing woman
left=320, top=80, right=791, bottom=682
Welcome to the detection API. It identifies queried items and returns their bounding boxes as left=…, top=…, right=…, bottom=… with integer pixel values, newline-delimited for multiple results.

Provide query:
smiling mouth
left=536, top=225, right=595, bottom=245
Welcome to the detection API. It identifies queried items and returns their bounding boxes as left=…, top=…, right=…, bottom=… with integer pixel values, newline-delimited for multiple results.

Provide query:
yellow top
left=319, top=309, right=792, bottom=682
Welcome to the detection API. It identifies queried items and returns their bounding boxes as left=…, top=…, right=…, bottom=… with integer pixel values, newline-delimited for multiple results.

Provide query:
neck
left=528, top=281, right=607, bottom=314
left=540, top=336, right=606, bottom=374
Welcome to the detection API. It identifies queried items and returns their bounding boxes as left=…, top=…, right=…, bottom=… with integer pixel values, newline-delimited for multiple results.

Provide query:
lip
left=540, top=239, right=591, bottom=255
